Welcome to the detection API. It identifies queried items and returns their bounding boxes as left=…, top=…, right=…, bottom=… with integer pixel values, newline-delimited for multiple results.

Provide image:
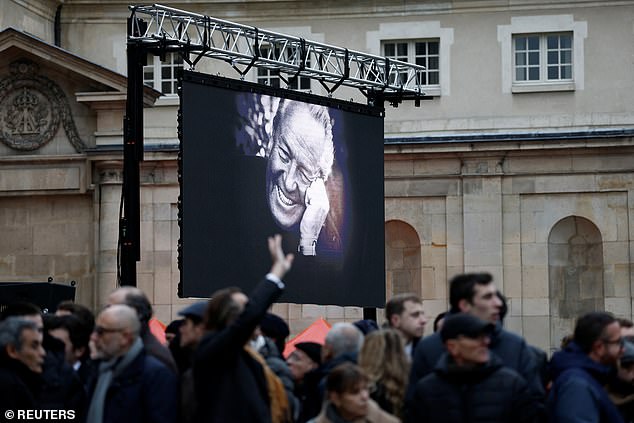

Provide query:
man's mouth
left=276, top=185, right=294, bottom=207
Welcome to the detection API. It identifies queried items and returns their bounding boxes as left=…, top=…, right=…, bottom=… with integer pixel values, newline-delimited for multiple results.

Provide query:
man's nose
left=494, top=296, right=503, bottom=308
left=283, top=161, right=300, bottom=192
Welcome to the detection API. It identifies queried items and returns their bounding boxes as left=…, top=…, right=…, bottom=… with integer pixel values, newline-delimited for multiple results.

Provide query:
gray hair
left=325, top=322, right=364, bottom=357
left=0, top=317, right=38, bottom=353
left=272, top=100, right=335, bottom=181
left=102, top=304, right=141, bottom=337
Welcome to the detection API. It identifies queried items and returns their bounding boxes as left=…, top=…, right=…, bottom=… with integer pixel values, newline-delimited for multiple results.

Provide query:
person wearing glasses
left=549, top=312, right=625, bottom=423
left=87, top=304, right=177, bottom=423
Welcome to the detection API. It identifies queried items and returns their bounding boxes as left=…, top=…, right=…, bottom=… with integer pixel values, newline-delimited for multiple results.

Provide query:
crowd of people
left=1, top=235, right=634, bottom=423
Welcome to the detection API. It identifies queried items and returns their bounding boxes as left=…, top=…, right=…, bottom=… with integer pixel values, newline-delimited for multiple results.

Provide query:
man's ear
left=591, top=339, right=605, bottom=357
left=6, top=344, right=19, bottom=360
left=74, top=346, right=86, bottom=361
left=322, top=343, right=333, bottom=362
left=389, top=314, right=401, bottom=328
left=458, top=299, right=471, bottom=313
left=446, top=340, right=458, bottom=356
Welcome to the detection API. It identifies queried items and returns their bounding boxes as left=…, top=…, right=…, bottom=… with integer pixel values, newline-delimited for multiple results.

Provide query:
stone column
left=93, top=160, right=123, bottom=308
left=461, top=158, right=504, bottom=287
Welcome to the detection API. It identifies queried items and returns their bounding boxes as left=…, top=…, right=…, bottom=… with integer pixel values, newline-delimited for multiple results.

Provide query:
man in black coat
left=407, top=314, right=538, bottom=423
left=193, top=234, right=294, bottom=423
left=408, top=273, right=543, bottom=403
left=0, top=317, right=46, bottom=416
left=0, top=302, right=86, bottom=418
left=86, top=304, right=177, bottom=423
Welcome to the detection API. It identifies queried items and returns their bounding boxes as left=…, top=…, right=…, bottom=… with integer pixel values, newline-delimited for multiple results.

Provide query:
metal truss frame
left=128, top=3, right=429, bottom=102
left=120, top=4, right=429, bottom=287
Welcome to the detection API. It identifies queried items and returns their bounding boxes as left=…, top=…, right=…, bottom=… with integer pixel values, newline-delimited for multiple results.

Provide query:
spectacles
left=603, top=337, right=625, bottom=347
left=93, top=326, right=125, bottom=336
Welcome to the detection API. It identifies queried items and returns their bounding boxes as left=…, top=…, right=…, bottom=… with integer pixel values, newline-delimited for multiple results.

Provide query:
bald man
left=86, top=305, right=177, bottom=423
left=107, top=286, right=177, bottom=373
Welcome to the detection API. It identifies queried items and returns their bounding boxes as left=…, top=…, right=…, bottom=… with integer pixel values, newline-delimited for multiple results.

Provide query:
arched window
left=385, top=220, right=421, bottom=297
left=548, top=216, right=603, bottom=348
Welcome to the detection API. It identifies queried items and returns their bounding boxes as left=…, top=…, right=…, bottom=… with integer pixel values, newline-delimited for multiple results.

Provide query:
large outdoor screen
left=179, top=71, right=385, bottom=307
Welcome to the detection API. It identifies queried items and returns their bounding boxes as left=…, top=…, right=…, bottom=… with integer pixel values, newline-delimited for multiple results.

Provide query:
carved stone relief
left=0, top=60, right=86, bottom=152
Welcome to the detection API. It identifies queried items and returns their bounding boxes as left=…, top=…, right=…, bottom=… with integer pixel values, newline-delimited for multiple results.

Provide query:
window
left=383, top=40, right=439, bottom=87
left=143, top=53, right=183, bottom=95
left=368, top=22, right=453, bottom=96
left=498, top=15, right=587, bottom=93
left=514, top=33, right=572, bottom=83
left=256, top=45, right=311, bottom=90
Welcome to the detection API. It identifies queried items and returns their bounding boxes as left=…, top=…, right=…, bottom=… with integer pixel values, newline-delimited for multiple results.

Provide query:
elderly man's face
left=10, top=328, right=45, bottom=374
left=90, top=311, right=129, bottom=361
left=266, top=107, right=329, bottom=230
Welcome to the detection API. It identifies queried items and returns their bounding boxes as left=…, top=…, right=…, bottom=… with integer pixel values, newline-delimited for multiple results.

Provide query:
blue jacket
left=92, top=350, right=178, bottom=423
left=548, top=342, right=624, bottom=423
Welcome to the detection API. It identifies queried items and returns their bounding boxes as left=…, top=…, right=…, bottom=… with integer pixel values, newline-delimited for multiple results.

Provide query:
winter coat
left=193, top=278, right=283, bottom=423
left=39, top=333, right=87, bottom=418
left=309, top=400, right=400, bottom=423
left=548, top=342, right=624, bottom=423
left=89, top=350, right=178, bottom=423
left=407, top=352, right=538, bottom=423
left=0, top=355, right=40, bottom=414
left=299, top=352, right=358, bottom=423
left=408, top=320, right=544, bottom=402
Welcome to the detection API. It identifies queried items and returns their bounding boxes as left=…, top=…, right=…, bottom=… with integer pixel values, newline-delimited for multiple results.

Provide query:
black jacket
left=39, top=333, right=87, bottom=419
left=407, top=352, right=538, bottom=423
left=193, top=278, right=283, bottom=423
left=0, top=355, right=40, bottom=415
left=408, top=321, right=543, bottom=402
left=88, top=349, right=178, bottom=423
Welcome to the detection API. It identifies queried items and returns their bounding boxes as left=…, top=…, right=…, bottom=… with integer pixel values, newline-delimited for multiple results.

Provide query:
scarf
left=245, top=345, right=291, bottom=423
left=86, top=337, right=144, bottom=423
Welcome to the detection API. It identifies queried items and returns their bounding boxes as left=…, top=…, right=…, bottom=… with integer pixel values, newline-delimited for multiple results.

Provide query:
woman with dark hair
left=309, top=362, right=400, bottom=423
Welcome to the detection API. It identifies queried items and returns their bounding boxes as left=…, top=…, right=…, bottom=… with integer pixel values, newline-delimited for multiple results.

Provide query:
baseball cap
left=440, top=314, right=495, bottom=342
left=178, top=302, right=207, bottom=321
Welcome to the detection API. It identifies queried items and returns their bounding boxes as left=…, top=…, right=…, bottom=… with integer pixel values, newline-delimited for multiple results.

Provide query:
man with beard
left=549, top=312, right=626, bottom=423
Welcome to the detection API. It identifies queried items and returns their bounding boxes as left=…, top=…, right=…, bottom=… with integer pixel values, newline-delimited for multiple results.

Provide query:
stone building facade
left=1, top=0, right=633, bottom=352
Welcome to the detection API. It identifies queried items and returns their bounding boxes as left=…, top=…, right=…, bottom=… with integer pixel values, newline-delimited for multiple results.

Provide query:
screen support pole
left=120, top=19, right=145, bottom=287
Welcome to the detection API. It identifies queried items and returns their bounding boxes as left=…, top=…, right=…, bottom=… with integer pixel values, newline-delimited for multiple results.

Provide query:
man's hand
left=299, top=178, right=330, bottom=256
left=269, top=234, right=294, bottom=280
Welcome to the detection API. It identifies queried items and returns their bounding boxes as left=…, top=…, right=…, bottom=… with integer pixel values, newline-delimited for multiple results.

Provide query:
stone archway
left=385, top=220, right=421, bottom=298
left=548, top=216, right=603, bottom=349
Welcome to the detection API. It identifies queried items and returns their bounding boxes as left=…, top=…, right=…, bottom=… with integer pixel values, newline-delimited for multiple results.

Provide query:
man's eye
left=299, top=169, right=312, bottom=183
left=278, top=148, right=289, bottom=163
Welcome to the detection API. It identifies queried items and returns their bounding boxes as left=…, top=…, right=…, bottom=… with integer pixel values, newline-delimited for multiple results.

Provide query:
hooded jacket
left=548, top=342, right=624, bottom=423
left=407, top=352, right=538, bottom=423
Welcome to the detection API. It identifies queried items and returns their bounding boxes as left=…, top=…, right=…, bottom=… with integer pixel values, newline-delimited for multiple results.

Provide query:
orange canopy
left=283, top=317, right=331, bottom=358
left=149, top=317, right=167, bottom=345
